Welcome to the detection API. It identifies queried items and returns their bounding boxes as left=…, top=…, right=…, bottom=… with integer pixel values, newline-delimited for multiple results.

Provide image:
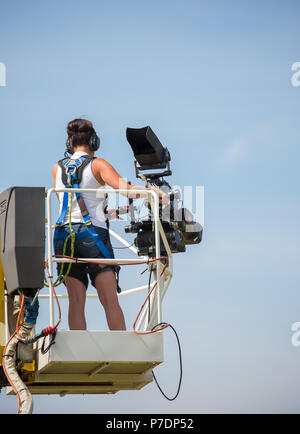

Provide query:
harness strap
left=55, top=156, right=111, bottom=259
left=56, top=188, right=70, bottom=226
left=58, top=155, right=94, bottom=186
left=54, top=228, right=95, bottom=243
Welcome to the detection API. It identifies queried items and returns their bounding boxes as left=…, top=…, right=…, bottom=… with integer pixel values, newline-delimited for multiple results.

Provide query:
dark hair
left=67, top=118, right=95, bottom=148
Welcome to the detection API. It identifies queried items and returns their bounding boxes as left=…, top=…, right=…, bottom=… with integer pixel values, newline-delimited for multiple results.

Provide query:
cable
left=54, top=254, right=168, bottom=268
left=44, top=259, right=62, bottom=333
left=2, top=293, right=26, bottom=414
left=151, top=322, right=183, bottom=401
left=41, top=330, right=57, bottom=354
left=147, top=264, right=153, bottom=322
left=132, top=265, right=183, bottom=401
left=44, top=192, right=76, bottom=288
left=133, top=262, right=169, bottom=334
left=2, top=251, right=67, bottom=414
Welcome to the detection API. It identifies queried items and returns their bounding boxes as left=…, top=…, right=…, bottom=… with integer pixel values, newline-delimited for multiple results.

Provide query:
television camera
left=124, top=126, right=203, bottom=257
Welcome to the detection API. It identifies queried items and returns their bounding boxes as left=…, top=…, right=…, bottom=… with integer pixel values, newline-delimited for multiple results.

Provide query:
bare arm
left=92, top=158, right=167, bottom=203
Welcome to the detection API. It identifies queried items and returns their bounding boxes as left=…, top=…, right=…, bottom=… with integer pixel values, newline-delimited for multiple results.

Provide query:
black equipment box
left=0, top=187, right=45, bottom=295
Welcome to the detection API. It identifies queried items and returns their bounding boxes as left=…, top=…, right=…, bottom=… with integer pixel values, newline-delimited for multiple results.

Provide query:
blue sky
left=1, top=0, right=300, bottom=414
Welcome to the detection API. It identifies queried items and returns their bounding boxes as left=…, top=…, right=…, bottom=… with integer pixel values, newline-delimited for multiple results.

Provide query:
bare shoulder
left=92, top=157, right=117, bottom=174
left=92, top=157, right=112, bottom=169
left=91, top=157, right=110, bottom=184
left=92, top=157, right=121, bottom=186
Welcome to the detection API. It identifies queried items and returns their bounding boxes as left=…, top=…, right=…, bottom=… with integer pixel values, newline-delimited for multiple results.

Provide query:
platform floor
left=15, top=330, right=164, bottom=396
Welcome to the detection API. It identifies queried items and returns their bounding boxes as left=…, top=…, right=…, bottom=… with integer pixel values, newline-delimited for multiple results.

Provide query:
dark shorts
left=54, top=223, right=117, bottom=289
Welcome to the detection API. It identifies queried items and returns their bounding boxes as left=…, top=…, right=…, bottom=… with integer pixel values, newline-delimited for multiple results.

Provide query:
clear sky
left=1, top=0, right=300, bottom=414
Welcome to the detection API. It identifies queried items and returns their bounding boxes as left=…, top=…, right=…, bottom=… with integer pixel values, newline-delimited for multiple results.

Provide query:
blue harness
left=54, top=155, right=111, bottom=259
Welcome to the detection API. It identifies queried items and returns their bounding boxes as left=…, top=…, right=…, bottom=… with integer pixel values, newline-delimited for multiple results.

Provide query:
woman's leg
left=65, top=276, right=87, bottom=330
left=94, top=271, right=126, bottom=330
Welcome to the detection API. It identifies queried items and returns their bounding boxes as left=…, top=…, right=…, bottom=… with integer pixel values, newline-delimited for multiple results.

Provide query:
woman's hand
left=149, top=186, right=169, bottom=206
left=106, top=208, right=124, bottom=220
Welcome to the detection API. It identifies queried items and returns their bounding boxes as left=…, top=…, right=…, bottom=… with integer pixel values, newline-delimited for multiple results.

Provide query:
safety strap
left=55, top=156, right=111, bottom=259
left=53, top=227, right=95, bottom=249
left=58, top=155, right=94, bottom=186
left=73, top=182, right=111, bottom=258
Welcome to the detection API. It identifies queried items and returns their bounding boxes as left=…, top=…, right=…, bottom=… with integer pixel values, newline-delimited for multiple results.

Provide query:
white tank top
left=56, top=151, right=107, bottom=229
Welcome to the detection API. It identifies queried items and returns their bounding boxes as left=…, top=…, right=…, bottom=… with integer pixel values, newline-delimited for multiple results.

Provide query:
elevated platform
left=9, top=331, right=164, bottom=396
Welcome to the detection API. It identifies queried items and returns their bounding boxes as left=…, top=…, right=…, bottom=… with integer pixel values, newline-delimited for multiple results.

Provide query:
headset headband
left=65, top=130, right=100, bottom=155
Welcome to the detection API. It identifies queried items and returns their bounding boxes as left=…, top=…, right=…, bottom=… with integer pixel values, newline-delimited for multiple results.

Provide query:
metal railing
left=44, top=188, right=173, bottom=332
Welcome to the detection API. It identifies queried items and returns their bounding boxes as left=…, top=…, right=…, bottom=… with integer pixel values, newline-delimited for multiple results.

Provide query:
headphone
left=66, top=130, right=100, bottom=155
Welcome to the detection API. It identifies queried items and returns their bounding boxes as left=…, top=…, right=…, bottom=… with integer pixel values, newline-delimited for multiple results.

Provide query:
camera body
left=125, top=127, right=202, bottom=257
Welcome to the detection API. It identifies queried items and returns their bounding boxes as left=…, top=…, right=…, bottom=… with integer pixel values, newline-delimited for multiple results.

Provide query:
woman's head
left=66, top=118, right=100, bottom=153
